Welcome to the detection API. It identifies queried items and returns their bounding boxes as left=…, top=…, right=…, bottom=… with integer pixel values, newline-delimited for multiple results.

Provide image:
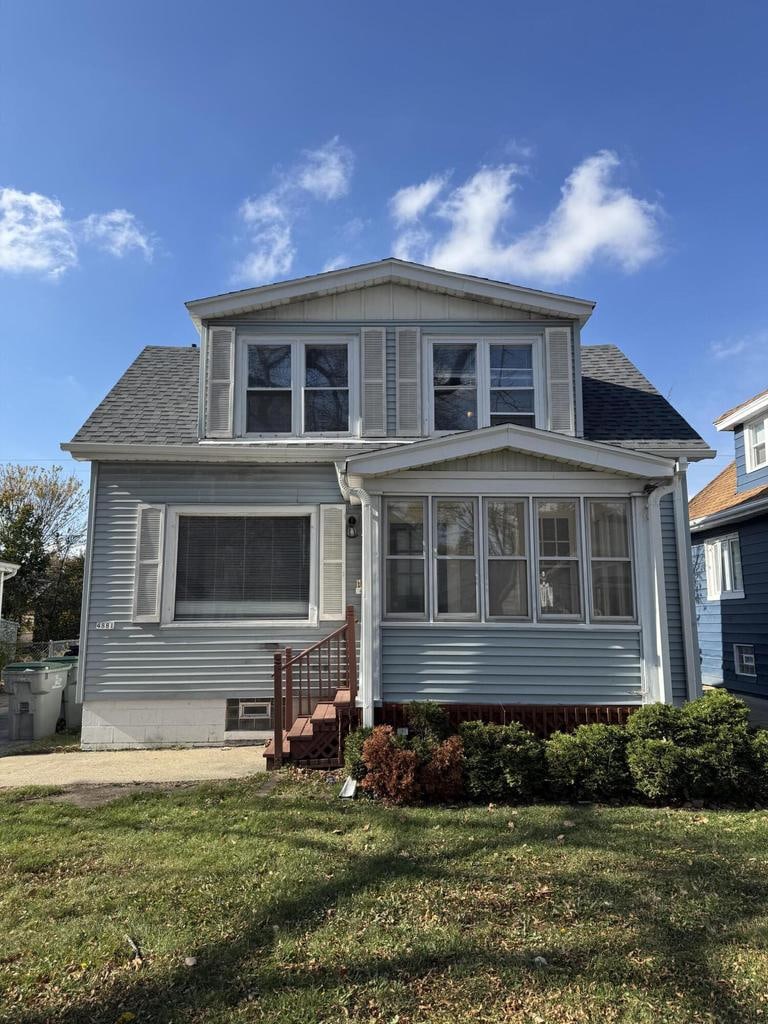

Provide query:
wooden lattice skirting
left=375, top=702, right=637, bottom=738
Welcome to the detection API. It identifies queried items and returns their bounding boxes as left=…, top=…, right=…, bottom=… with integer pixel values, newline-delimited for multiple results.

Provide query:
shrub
left=343, top=726, right=373, bottom=781
left=420, top=735, right=465, bottom=801
left=545, top=724, right=631, bottom=801
left=628, top=738, right=691, bottom=802
left=679, top=691, right=752, bottom=802
left=406, top=701, right=451, bottom=745
left=626, top=702, right=684, bottom=742
left=361, top=726, right=421, bottom=805
left=459, top=721, right=544, bottom=802
left=679, top=689, right=750, bottom=746
left=751, top=730, right=768, bottom=804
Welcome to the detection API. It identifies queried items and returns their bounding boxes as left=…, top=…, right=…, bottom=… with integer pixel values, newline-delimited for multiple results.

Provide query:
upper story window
left=239, top=336, right=355, bottom=436
left=705, top=533, right=744, bottom=600
left=428, top=337, right=541, bottom=433
left=745, top=415, right=768, bottom=472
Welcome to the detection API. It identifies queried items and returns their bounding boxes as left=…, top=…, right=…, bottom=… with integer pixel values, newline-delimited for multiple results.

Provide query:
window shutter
left=545, top=327, right=575, bottom=434
left=133, top=504, right=165, bottom=622
left=319, top=504, right=346, bottom=621
left=361, top=327, right=387, bottom=436
left=205, top=326, right=235, bottom=437
left=396, top=326, right=421, bottom=436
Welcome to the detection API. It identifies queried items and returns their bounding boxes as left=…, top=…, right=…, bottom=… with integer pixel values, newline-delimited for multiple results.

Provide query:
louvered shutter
left=361, top=327, right=387, bottom=436
left=545, top=327, right=575, bottom=434
left=396, top=327, right=421, bottom=436
left=319, top=504, right=346, bottom=621
left=133, top=504, right=165, bottom=622
left=205, top=326, right=235, bottom=437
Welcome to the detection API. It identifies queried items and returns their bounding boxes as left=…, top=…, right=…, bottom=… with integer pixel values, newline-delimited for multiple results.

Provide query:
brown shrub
left=420, top=735, right=465, bottom=801
left=361, top=726, right=421, bottom=805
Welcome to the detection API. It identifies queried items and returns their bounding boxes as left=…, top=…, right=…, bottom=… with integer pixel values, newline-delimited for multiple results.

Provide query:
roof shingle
left=688, top=461, right=768, bottom=521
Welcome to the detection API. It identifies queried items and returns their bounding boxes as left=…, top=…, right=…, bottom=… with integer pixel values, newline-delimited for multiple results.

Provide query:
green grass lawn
left=2, top=774, right=768, bottom=1024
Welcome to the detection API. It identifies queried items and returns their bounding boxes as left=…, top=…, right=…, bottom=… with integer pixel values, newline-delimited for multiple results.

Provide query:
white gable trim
left=340, top=424, right=676, bottom=479
left=185, top=258, right=595, bottom=331
left=715, top=391, right=768, bottom=432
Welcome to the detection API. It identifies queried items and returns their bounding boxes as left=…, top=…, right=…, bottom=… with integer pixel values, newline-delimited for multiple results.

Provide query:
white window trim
left=422, top=335, right=546, bottom=436
left=432, top=496, right=481, bottom=621
left=744, top=415, right=768, bottom=473
left=160, top=504, right=319, bottom=627
left=534, top=497, right=584, bottom=622
left=734, top=643, right=757, bottom=678
left=235, top=335, right=360, bottom=439
left=586, top=498, right=637, bottom=623
left=704, top=533, right=744, bottom=600
left=483, top=497, right=533, bottom=622
left=383, top=497, right=428, bottom=621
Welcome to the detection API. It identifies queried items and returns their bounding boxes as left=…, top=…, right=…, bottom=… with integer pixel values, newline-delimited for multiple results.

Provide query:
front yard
left=2, top=774, right=768, bottom=1024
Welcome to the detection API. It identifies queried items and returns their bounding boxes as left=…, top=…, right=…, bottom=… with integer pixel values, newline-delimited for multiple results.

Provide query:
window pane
left=539, top=560, right=581, bottom=616
left=386, top=559, right=425, bottom=615
left=304, top=389, right=349, bottom=432
left=538, top=501, right=578, bottom=558
left=490, top=345, right=533, bottom=387
left=589, top=501, right=630, bottom=558
left=434, top=388, right=477, bottom=430
left=247, top=391, right=292, bottom=433
left=437, top=560, right=477, bottom=614
left=248, top=345, right=291, bottom=388
left=591, top=561, right=633, bottom=618
left=305, top=345, right=348, bottom=387
left=433, top=344, right=476, bottom=386
left=488, top=560, right=528, bottom=617
left=175, top=515, right=310, bottom=620
left=490, top=390, right=535, bottom=415
left=387, top=501, right=424, bottom=555
left=436, top=500, right=475, bottom=555
left=730, top=538, right=743, bottom=591
left=487, top=499, right=526, bottom=556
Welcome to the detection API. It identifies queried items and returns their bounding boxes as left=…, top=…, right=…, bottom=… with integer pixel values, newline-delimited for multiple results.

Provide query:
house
left=62, top=258, right=714, bottom=756
left=689, top=388, right=768, bottom=695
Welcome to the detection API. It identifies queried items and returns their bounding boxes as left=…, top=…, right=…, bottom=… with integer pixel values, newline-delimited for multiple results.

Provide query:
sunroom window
left=746, top=415, right=768, bottom=471
left=587, top=500, right=634, bottom=620
left=536, top=499, right=581, bottom=618
left=485, top=498, right=529, bottom=618
left=384, top=500, right=426, bottom=617
left=435, top=498, right=478, bottom=617
left=174, top=513, right=311, bottom=620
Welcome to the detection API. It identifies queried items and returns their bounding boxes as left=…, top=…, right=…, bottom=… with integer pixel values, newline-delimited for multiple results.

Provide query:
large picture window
left=587, top=500, right=634, bottom=620
left=174, top=513, right=311, bottom=620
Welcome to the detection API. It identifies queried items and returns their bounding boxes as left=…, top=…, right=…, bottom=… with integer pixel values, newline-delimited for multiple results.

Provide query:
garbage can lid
left=2, top=661, right=55, bottom=672
left=45, top=656, right=79, bottom=665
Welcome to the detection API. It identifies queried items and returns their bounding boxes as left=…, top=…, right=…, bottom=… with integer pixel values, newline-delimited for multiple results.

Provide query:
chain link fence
left=0, top=629, right=78, bottom=674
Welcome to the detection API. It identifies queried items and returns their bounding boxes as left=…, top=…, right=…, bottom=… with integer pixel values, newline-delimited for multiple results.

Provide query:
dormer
left=715, top=387, right=768, bottom=491
left=185, top=259, right=595, bottom=445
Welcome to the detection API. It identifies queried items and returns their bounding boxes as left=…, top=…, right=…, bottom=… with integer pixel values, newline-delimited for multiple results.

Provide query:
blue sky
left=2, top=0, right=767, bottom=497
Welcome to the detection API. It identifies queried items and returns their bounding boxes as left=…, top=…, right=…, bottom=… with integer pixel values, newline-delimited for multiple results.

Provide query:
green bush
left=751, top=730, right=768, bottom=804
left=679, top=691, right=752, bottom=802
left=406, top=701, right=451, bottom=745
left=679, top=689, right=750, bottom=746
left=627, top=738, right=690, bottom=802
left=459, top=721, right=544, bottom=802
left=545, top=724, right=631, bottom=801
left=343, top=726, right=373, bottom=781
left=626, top=702, right=684, bottom=742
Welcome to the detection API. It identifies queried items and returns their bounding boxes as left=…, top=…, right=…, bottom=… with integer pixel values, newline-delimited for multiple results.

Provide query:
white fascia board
left=60, top=440, right=404, bottom=464
left=342, top=424, right=676, bottom=479
left=715, top=392, right=768, bottom=432
left=185, top=258, right=595, bottom=328
left=690, top=494, right=768, bottom=532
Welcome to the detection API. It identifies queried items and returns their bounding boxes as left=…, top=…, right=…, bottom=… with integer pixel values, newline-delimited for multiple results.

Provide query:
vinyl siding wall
left=735, top=426, right=768, bottom=491
left=692, top=512, right=768, bottom=695
left=660, top=492, right=687, bottom=704
left=83, top=463, right=361, bottom=702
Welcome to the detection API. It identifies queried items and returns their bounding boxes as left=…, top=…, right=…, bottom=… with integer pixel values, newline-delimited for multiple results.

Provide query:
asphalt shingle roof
left=69, top=341, right=710, bottom=456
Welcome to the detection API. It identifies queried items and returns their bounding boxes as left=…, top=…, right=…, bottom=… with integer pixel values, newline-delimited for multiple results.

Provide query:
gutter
left=690, top=493, right=768, bottom=533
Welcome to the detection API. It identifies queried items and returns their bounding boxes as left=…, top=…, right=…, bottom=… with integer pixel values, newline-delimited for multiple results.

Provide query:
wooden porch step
left=311, top=702, right=337, bottom=724
left=287, top=715, right=314, bottom=741
left=334, top=688, right=352, bottom=708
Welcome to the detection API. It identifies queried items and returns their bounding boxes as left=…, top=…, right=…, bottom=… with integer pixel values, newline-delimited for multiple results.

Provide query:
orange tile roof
left=689, top=461, right=768, bottom=521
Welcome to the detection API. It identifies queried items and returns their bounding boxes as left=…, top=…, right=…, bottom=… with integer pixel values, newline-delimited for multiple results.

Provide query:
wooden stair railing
left=270, top=606, right=357, bottom=768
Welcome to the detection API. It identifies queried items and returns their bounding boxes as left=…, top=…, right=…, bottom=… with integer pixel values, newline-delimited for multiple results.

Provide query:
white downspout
left=646, top=478, right=675, bottom=704
left=673, top=462, right=703, bottom=700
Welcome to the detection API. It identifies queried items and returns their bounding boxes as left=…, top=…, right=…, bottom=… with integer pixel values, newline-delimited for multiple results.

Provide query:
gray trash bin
left=1, top=662, right=68, bottom=741
left=45, top=656, right=81, bottom=731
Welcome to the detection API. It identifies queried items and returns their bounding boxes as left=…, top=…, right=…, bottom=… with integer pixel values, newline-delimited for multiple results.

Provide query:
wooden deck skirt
left=375, top=703, right=637, bottom=737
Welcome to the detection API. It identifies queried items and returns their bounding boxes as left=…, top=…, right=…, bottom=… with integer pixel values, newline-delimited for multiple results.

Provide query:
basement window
left=225, top=699, right=273, bottom=731
left=734, top=644, right=757, bottom=678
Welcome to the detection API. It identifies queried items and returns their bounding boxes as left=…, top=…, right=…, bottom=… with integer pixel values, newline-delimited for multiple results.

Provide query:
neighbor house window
left=536, top=499, right=581, bottom=618
left=434, top=498, right=478, bottom=617
left=745, top=415, right=768, bottom=472
left=384, top=499, right=426, bottom=617
left=705, top=534, right=744, bottom=599
left=734, top=644, right=757, bottom=677
left=174, top=513, right=311, bottom=620
left=430, top=338, right=540, bottom=433
left=485, top=498, right=530, bottom=618
left=587, top=499, right=635, bottom=620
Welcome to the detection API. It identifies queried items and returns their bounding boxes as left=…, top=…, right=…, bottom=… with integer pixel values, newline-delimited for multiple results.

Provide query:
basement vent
left=225, top=698, right=273, bottom=732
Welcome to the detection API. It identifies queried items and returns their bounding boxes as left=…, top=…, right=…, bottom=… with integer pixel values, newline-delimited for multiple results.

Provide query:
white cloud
left=709, top=331, right=768, bottom=362
left=81, top=209, right=154, bottom=260
left=322, top=255, right=349, bottom=273
left=234, top=137, right=354, bottom=285
left=710, top=338, right=749, bottom=360
left=390, top=151, right=662, bottom=282
left=0, top=188, right=77, bottom=277
left=389, top=175, right=448, bottom=226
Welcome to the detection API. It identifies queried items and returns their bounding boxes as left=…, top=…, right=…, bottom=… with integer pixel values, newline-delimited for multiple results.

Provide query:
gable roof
left=689, top=460, right=768, bottom=527
left=185, top=258, right=596, bottom=329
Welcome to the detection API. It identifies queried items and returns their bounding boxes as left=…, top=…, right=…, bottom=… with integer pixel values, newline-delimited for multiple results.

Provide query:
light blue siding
left=660, top=493, right=687, bottom=704
left=735, top=426, right=768, bottom=491
left=83, top=463, right=361, bottom=701
left=380, top=626, right=643, bottom=705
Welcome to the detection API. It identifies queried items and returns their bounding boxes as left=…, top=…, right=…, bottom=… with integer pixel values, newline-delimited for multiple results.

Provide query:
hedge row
left=344, top=691, right=768, bottom=806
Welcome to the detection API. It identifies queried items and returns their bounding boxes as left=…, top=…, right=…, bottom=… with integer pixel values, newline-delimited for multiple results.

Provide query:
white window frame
left=734, top=644, right=757, bottom=678
left=534, top=497, right=584, bottom=622
left=586, top=498, right=636, bottom=623
left=236, top=335, right=360, bottom=438
left=160, top=504, right=318, bottom=627
left=483, top=496, right=533, bottom=621
left=423, top=336, right=546, bottom=436
left=704, top=533, right=744, bottom=600
left=432, top=496, right=481, bottom=621
left=383, top=497, right=428, bottom=621
left=745, top=415, right=768, bottom=473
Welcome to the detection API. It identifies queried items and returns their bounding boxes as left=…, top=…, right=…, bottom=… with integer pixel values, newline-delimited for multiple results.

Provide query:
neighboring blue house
left=63, top=259, right=714, bottom=757
left=690, top=387, right=768, bottom=696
